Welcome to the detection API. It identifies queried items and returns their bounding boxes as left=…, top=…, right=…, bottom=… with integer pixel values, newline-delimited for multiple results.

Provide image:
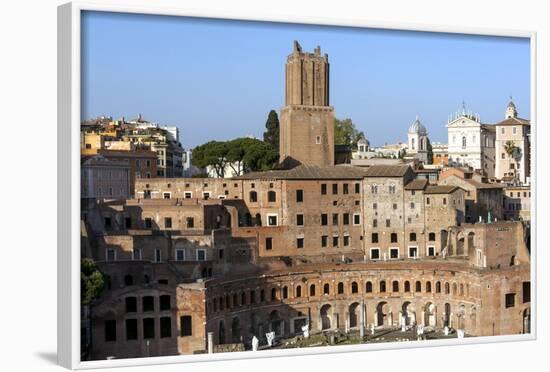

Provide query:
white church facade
left=446, top=104, right=496, bottom=178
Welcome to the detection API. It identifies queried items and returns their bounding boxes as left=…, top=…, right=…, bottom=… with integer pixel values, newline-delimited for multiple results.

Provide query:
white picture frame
left=58, top=1, right=537, bottom=369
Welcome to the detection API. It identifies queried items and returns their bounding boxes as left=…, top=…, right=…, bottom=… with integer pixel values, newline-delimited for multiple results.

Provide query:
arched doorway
left=231, top=317, right=241, bottom=343
left=424, top=302, right=436, bottom=327
left=444, top=303, right=451, bottom=327
left=467, top=232, right=475, bottom=256
left=349, top=302, right=360, bottom=328
left=523, top=308, right=531, bottom=334
left=269, top=310, right=283, bottom=337
left=376, top=301, right=390, bottom=327
left=219, top=320, right=225, bottom=344
left=402, top=301, right=415, bottom=326
left=320, top=304, right=332, bottom=330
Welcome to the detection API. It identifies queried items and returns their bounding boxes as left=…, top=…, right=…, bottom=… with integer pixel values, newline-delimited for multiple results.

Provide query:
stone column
left=207, top=332, right=214, bottom=354
left=359, top=300, right=365, bottom=337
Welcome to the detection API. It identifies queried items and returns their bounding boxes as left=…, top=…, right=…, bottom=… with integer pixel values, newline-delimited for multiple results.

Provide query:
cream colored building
left=446, top=104, right=496, bottom=178
left=495, top=99, right=531, bottom=185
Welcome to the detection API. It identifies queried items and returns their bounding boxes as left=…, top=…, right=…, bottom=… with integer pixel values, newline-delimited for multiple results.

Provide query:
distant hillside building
left=406, top=116, right=429, bottom=164
left=494, top=99, right=531, bottom=185
left=446, top=103, right=496, bottom=178
left=279, top=41, right=334, bottom=167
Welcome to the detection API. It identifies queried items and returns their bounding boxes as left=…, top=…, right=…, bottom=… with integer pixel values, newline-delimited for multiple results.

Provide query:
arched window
left=241, top=292, right=246, bottom=305
left=338, top=282, right=344, bottom=294
left=420, top=138, right=424, bottom=151
left=260, top=289, right=265, bottom=302
left=379, top=280, right=386, bottom=293
left=323, top=283, right=330, bottom=295
left=366, top=281, right=373, bottom=293
left=392, top=280, right=399, bottom=292
left=415, top=281, right=422, bottom=292
left=296, top=285, right=302, bottom=298
left=411, top=138, right=415, bottom=150
left=124, top=274, right=134, bottom=286
left=249, top=191, right=257, bottom=202
left=255, top=213, right=262, bottom=226
left=436, top=281, right=441, bottom=293
left=404, top=281, right=411, bottom=292
left=459, top=283, right=464, bottom=296
left=428, top=232, right=436, bottom=241
left=462, top=136, right=467, bottom=148
left=250, top=290, right=255, bottom=304
left=426, top=281, right=432, bottom=293
left=351, top=282, right=358, bottom=294
left=271, top=288, right=277, bottom=301
left=445, top=282, right=450, bottom=294
left=310, top=284, right=316, bottom=296
left=282, top=286, right=288, bottom=299
left=268, top=191, right=276, bottom=202
left=233, top=293, right=238, bottom=307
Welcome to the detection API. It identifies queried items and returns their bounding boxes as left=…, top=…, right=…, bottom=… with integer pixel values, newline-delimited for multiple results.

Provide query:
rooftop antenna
left=461, top=100, right=466, bottom=115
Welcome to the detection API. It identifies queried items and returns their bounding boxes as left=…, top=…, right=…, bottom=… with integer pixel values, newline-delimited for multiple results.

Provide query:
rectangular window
left=144, top=218, right=152, bottom=228
left=321, top=184, right=327, bottom=195
left=186, top=217, right=194, bottom=228
left=160, top=317, right=172, bottom=338
left=176, top=249, right=185, bottom=261
left=163, top=192, right=171, bottom=199
left=296, top=189, right=304, bottom=203
left=391, top=233, right=398, bottom=243
left=353, top=214, right=361, bottom=225
left=143, top=296, right=154, bottom=312
left=268, top=215, right=278, bottom=226
left=393, top=203, right=397, bottom=210
left=104, top=217, right=111, bottom=229
left=409, top=246, right=418, bottom=258
left=505, top=293, right=516, bottom=308
left=443, top=198, right=447, bottom=205
left=523, top=282, right=531, bottom=303
left=332, top=184, right=338, bottom=195
left=343, top=213, right=350, bottom=225
left=297, top=237, right=304, bottom=249
left=372, top=233, right=379, bottom=243
left=332, top=213, right=339, bottom=226
left=355, top=183, right=360, bottom=194
left=373, top=203, right=377, bottom=210
left=427, top=246, right=435, bottom=257
left=321, top=214, right=328, bottom=226
left=184, top=192, right=192, bottom=199
left=125, top=217, right=132, bottom=229
left=203, top=192, right=211, bottom=200
left=332, top=236, right=339, bottom=247
left=196, top=249, right=206, bottom=261
left=410, top=232, right=417, bottom=242
left=143, top=318, right=155, bottom=339
left=104, top=320, right=116, bottom=342
left=390, top=248, right=399, bottom=259
left=386, top=219, right=391, bottom=228
left=164, top=217, right=172, bottom=228
left=125, top=297, right=137, bottom=313
left=373, top=219, right=378, bottom=228
left=343, top=184, right=349, bottom=194
left=180, top=316, right=192, bottom=336
left=426, top=197, right=430, bottom=205
left=343, top=235, right=350, bottom=247
left=126, top=319, right=138, bottom=340
left=155, top=248, right=162, bottom=262
left=410, top=202, right=415, bottom=209
left=265, top=237, right=273, bottom=250
left=296, top=214, right=304, bottom=226
left=370, top=248, right=380, bottom=260
left=321, top=235, right=328, bottom=247
left=106, top=248, right=116, bottom=261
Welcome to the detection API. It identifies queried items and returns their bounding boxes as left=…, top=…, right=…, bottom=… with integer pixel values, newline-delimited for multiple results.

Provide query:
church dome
left=507, top=99, right=516, bottom=109
left=408, top=117, right=427, bottom=135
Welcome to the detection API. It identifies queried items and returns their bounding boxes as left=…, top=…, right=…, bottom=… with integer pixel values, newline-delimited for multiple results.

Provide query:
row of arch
left=207, top=279, right=471, bottom=315
left=213, top=300, right=481, bottom=345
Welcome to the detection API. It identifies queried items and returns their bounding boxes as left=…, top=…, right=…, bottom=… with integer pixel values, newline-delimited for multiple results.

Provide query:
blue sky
left=81, top=11, right=530, bottom=148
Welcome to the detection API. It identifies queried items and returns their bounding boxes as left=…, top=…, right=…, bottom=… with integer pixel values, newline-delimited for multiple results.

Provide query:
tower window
left=315, top=135, right=321, bottom=144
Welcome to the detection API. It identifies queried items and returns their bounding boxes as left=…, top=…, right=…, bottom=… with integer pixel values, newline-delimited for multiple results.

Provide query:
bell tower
left=279, top=41, right=335, bottom=167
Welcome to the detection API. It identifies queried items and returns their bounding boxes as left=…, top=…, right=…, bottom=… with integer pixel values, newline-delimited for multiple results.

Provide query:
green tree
left=191, top=141, right=229, bottom=178
left=263, top=110, right=280, bottom=151
left=334, top=118, right=365, bottom=148
left=81, top=258, right=105, bottom=306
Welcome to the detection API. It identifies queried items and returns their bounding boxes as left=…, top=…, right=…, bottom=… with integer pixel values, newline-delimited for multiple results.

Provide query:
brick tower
left=279, top=41, right=335, bottom=167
